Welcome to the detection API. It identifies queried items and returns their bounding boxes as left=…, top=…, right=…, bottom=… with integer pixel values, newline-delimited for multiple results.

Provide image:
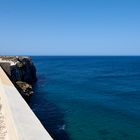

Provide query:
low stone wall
left=0, top=67, right=53, bottom=140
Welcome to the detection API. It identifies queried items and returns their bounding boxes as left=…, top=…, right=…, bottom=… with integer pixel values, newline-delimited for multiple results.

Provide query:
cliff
left=0, top=56, right=37, bottom=97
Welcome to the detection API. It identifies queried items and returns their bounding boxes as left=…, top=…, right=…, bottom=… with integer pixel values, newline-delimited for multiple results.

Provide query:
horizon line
left=1, top=55, right=140, bottom=57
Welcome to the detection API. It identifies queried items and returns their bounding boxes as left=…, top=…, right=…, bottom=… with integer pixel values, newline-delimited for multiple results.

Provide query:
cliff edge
left=0, top=56, right=37, bottom=97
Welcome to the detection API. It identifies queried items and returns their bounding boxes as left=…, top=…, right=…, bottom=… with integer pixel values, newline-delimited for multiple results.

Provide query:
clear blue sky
left=0, top=0, right=140, bottom=55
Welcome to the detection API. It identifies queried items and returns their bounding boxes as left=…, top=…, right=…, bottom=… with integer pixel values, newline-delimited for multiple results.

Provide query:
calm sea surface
left=29, top=56, right=140, bottom=140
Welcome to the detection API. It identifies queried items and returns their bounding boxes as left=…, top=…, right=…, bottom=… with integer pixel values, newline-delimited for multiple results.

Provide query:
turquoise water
left=30, top=56, right=140, bottom=140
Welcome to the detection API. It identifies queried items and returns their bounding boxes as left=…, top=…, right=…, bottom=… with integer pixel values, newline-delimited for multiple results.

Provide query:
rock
left=16, top=81, right=33, bottom=97
left=0, top=56, right=37, bottom=98
left=11, top=57, right=37, bottom=84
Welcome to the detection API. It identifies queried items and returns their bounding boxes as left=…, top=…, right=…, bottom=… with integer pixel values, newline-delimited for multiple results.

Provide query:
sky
left=0, top=0, right=140, bottom=55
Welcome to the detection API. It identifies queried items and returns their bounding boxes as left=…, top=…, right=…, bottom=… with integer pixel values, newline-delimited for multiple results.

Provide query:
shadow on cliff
left=27, top=85, right=70, bottom=140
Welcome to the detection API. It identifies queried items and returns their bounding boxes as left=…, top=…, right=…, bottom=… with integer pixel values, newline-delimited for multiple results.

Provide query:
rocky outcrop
left=0, top=56, right=37, bottom=98
left=10, top=56, right=37, bottom=84
left=16, top=81, right=33, bottom=97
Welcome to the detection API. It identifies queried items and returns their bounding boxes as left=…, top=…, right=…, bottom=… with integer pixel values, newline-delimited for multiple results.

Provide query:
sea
left=29, top=56, right=140, bottom=140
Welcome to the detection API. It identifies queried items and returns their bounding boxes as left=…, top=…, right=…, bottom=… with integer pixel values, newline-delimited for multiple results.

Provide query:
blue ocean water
left=29, top=56, right=140, bottom=140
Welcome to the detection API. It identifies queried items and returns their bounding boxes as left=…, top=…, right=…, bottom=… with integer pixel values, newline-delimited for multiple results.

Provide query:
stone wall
left=0, top=67, right=53, bottom=140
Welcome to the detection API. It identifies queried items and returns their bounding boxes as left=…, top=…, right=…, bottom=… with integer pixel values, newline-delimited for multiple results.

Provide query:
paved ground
left=0, top=103, right=7, bottom=140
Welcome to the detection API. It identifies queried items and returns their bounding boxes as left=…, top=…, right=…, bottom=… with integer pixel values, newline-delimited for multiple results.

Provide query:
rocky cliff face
left=0, top=56, right=37, bottom=98
left=10, top=57, right=37, bottom=83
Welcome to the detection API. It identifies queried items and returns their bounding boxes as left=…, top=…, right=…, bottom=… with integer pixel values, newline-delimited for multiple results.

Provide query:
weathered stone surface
left=0, top=103, right=7, bottom=140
